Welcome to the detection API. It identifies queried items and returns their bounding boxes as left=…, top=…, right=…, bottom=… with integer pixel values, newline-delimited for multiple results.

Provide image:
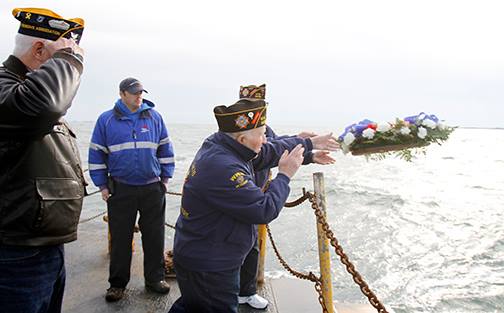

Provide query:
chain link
left=78, top=211, right=107, bottom=224
left=266, top=224, right=329, bottom=313
left=305, top=191, right=389, bottom=313
left=283, top=188, right=310, bottom=207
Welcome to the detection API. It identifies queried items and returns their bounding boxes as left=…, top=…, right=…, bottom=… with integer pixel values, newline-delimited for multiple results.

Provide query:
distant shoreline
left=458, top=126, right=504, bottom=130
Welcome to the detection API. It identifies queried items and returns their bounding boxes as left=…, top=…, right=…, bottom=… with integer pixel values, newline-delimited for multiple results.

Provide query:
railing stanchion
left=313, top=172, right=336, bottom=313
left=257, top=224, right=267, bottom=284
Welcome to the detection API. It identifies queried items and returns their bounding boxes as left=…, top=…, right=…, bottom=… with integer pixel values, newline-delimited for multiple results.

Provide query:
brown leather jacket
left=0, top=50, right=86, bottom=246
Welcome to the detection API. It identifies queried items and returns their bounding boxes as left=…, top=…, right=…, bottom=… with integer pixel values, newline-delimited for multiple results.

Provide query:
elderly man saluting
left=0, top=7, right=86, bottom=313
left=169, top=97, right=311, bottom=313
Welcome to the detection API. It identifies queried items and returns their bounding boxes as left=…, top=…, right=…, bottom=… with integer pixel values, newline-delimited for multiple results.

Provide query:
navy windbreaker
left=173, top=131, right=312, bottom=272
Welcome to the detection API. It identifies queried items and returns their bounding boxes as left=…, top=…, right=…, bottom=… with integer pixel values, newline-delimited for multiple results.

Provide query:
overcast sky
left=1, top=1, right=503, bottom=129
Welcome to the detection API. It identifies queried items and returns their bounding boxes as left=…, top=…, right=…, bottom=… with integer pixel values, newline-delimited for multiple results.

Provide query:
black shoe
left=105, top=287, right=125, bottom=302
left=145, top=280, right=171, bottom=294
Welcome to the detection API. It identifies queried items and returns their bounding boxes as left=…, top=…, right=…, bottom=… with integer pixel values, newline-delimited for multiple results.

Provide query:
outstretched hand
left=310, top=133, right=340, bottom=151
left=278, top=144, right=305, bottom=178
left=297, top=131, right=317, bottom=139
left=312, top=151, right=335, bottom=165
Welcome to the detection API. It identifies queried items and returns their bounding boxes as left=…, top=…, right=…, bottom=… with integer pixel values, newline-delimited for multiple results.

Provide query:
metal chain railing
left=283, top=188, right=310, bottom=207
left=78, top=211, right=107, bottom=224
left=266, top=223, right=328, bottom=313
left=79, top=189, right=181, bottom=227
left=305, top=190, right=389, bottom=313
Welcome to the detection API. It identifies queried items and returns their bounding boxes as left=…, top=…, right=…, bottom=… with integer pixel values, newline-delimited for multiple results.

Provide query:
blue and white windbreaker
left=88, top=99, right=175, bottom=188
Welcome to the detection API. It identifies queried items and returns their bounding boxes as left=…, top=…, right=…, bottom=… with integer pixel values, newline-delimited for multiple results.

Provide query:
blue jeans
left=0, top=244, right=65, bottom=313
left=168, top=262, right=240, bottom=313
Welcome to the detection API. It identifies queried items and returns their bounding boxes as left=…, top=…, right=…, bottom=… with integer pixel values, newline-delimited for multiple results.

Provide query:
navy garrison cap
left=12, top=8, right=84, bottom=44
left=214, top=100, right=267, bottom=133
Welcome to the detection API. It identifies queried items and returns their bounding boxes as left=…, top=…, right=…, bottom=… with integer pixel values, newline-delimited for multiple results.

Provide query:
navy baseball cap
left=119, top=77, right=148, bottom=94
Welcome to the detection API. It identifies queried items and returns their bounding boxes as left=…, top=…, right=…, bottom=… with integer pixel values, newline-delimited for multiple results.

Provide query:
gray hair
left=224, top=131, right=247, bottom=140
left=12, top=34, right=49, bottom=58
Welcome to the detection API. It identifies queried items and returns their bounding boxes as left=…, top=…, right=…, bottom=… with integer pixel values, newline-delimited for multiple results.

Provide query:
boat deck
left=63, top=213, right=379, bottom=313
left=63, top=216, right=282, bottom=313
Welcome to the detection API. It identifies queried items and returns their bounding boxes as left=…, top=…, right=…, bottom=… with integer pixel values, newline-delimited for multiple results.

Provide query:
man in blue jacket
left=88, top=78, right=175, bottom=302
left=236, top=84, right=338, bottom=309
left=168, top=98, right=308, bottom=313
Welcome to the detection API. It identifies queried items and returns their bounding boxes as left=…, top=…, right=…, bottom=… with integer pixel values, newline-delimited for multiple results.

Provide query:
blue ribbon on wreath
left=404, top=112, right=439, bottom=125
left=338, top=119, right=375, bottom=141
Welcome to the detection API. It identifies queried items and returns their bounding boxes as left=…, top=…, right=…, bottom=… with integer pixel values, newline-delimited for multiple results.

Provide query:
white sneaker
left=238, top=294, right=268, bottom=309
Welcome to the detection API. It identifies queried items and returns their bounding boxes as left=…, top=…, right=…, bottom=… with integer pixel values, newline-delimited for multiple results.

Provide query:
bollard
left=257, top=224, right=267, bottom=284
left=313, top=172, right=335, bottom=313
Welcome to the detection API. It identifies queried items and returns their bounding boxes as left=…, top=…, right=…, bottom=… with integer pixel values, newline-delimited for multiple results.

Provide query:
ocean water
left=73, top=121, right=504, bottom=313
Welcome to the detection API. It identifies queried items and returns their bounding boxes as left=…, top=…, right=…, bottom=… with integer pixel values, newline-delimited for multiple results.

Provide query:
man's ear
left=236, top=134, right=247, bottom=145
left=31, top=41, right=46, bottom=61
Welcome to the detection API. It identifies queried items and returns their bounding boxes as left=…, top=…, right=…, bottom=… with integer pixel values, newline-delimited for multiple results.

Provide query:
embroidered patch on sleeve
left=230, top=171, right=249, bottom=188
left=184, top=163, right=197, bottom=183
left=180, top=207, right=190, bottom=218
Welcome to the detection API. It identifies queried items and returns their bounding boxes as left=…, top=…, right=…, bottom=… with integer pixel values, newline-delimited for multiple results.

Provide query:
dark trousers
left=168, top=262, right=240, bottom=313
left=239, top=240, right=259, bottom=296
left=107, top=181, right=166, bottom=287
left=0, top=244, right=65, bottom=313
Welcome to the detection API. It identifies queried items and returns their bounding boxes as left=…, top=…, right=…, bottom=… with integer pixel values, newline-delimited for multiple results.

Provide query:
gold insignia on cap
left=235, top=114, right=250, bottom=129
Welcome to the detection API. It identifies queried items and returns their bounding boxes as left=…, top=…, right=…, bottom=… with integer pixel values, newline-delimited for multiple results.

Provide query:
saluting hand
left=312, top=151, right=335, bottom=165
left=310, top=132, right=340, bottom=151
left=45, top=37, right=85, bottom=58
left=278, top=144, right=305, bottom=179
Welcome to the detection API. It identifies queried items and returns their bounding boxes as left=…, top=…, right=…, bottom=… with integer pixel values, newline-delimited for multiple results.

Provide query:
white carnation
left=400, top=127, right=411, bottom=135
left=422, top=119, right=437, bottom=129
left=362, top=128, right=375, bottom=139
left=343, top=132, right=355, bottom=145
left=417, top=127, right=427, bottom=139
left=437, top=122, right=447, bottom=130
left=376, top=123, right=391, bottom=132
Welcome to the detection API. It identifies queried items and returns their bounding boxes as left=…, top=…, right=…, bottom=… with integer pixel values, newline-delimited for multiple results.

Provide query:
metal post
left=257, top=224, right=267, bottom=284
left=313, top=172, right=335, bottom=313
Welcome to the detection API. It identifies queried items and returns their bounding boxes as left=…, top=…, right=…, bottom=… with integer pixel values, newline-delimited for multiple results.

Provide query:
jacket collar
left=113, top=99, right=154, bottom=119
left=2, top=55, right=30, bottom=80
left=214, top=131, right=257, bottom=162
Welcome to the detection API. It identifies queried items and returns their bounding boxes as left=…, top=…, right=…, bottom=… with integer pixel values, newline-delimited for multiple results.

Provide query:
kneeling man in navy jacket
left=169, top=98, right=306, bottom=313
